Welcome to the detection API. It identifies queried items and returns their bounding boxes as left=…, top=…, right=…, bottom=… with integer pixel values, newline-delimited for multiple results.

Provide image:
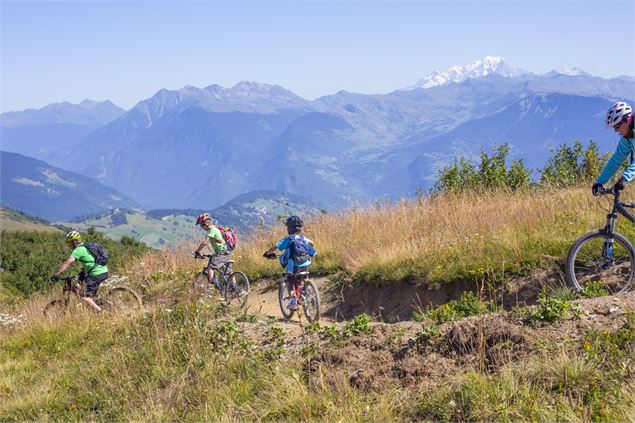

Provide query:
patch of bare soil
left=297, top=292, right=635, bottom=393
left=241, top=271, right=635, bottom=393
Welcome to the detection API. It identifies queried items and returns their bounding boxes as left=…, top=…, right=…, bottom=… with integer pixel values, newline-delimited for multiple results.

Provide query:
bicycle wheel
left=301, top=280, right=321, bottom=323
left=192, top=271, right=214, bottom=297
left=278, top=277, right=295, bottom=320
left=102, top=287, right=143, bottom=313
left=566, top=230, right=635, bottom=294
left=223, top=271, right=250, bottom=306
left=43, top=298, right=69, bottom=318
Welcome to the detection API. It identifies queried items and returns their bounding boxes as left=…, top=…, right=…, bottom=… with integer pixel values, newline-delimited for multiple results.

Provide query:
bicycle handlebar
left=51, top=275, right=79, bottom=282
left=193, top=252, right=214, bottom=259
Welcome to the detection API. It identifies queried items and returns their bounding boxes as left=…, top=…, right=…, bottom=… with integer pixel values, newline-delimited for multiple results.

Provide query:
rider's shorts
left=208, top=253, right=233, bottom=273
left=82, top=272, right=108, bottom=298
left=286, top=267, right=309, bottom=289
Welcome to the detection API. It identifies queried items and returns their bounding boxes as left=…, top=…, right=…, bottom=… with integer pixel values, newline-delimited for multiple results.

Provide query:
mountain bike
left=44, top=274, right=143, bottom=317
left=192, top=253, right=250, bottom=306
left=566, top=187, right=635, bottom=294
left=264, top=252, right=321, bottom=322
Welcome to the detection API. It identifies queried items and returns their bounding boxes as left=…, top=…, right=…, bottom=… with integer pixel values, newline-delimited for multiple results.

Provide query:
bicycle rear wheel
left=224, top=271, right=250, bottom=307
left=301, top=280, right=321, bottom=323
left=102, top=287, right=143, bottom=313
left=278, top=277, right=295, bottom=320
left=566, top=230, right=635, bottom=294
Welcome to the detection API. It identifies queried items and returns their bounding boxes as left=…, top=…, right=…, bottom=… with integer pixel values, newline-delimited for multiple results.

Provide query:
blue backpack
left=288, top=235, right=311, bottom=263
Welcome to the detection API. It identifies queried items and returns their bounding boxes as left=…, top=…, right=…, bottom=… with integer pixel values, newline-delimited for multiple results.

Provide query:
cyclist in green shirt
left=192, top=213, right=233, bottom=287
left=52, top=231, right=108, bottom=312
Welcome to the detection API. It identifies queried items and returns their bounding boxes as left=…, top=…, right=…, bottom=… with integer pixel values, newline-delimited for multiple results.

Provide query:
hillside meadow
left=2, top=185, right=635, bottom=421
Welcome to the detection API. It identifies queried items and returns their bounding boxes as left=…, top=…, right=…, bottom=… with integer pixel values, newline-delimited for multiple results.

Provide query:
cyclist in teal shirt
left=592, top=101, right=635, bottom=195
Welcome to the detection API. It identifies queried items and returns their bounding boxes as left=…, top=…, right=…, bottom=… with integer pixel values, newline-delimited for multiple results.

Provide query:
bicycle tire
left=278, top=277, right=295, bottom=320
left=192, top=271, right=213, bottom=297
left=302, top=280, right=321, bottom=323
left=43, top=299, right=69, bottom=317
left=566, top=230, right=635, bottom=294
left=223, top=271, right=250, bottom=307
left=102, top=287, right=143, bottom=313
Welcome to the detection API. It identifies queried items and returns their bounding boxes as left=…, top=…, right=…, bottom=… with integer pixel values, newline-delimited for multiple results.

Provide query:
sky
left=1, top=0, right=634, bottom=112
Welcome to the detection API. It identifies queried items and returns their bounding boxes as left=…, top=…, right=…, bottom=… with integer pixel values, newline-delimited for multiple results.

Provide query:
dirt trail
left=244, top=277, right=338, bottom=334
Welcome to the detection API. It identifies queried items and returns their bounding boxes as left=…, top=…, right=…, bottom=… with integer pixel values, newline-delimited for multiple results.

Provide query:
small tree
left=539, top=141, right=609, bottom=188
left=432, top=143, right=531, bottom=194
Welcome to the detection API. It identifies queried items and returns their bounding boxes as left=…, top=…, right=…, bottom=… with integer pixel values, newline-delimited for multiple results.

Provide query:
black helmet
left=285, top=215, right=303, bottom=233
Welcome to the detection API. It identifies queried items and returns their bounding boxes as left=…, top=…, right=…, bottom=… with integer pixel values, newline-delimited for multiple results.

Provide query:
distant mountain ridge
left=4, top=57, right=635, bottom=211
left=0, top=100, right=125, bottom=162
left=0, top=151, right=140, bottom=221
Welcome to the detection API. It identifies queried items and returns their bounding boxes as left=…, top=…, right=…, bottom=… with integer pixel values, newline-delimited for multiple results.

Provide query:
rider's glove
left=592, top=183, right=604, bottom=196
left=193, top=251, right=201, bottom=258
left=613, top=177, right=627, bottom=192
left=263, top=251, right=275, bottom=259
left=50, top=275, right=60, bottom=282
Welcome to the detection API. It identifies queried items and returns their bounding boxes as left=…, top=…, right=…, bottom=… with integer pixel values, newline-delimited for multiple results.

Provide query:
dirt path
left=245, top=276, right=338, bottom=334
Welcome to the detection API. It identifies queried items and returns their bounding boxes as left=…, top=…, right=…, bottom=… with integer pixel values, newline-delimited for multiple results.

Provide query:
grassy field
left=69, top=211, right=202, bottom=249
left=2, top=186, right=635, bottom=421
left=0, top=208, right=61, bottom=233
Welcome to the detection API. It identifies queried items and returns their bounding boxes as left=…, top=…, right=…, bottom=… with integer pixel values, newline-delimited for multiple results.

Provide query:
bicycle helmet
left=285, top=215, right=303, bottom=233
left=64, top=230, right=82, bottom=243
left=195, top=212, right=211, bottom=225
left=605, top=101, right=633, bottom=128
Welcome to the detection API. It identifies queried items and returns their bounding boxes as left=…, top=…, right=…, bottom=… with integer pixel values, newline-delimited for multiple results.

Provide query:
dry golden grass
left=233, top=186, right=622, bottom=285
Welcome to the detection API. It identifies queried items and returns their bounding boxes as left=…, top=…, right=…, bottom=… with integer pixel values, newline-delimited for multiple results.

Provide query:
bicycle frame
left=602, top=189, right=635, bottom=235
left=598, top=190, right=635, bottom=261
left=200, top=254, right=233, bottom=290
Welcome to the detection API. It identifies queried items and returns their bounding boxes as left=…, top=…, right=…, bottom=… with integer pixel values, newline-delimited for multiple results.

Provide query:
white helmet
left=605, top=101, right=633, bottom=128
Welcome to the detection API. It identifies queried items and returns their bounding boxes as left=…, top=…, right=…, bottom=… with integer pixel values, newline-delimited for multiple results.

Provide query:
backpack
left=217, top=226, right=237, bottom=252
left=84, top=242, right=109, bottom=266
left=288, top=235, right=311, bottom=263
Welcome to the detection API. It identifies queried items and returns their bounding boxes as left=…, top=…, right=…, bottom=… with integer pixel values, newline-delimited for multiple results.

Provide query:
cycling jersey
left=71, top=245, right=108, bottom=277
left=596, top=134, right=635, bottom=185
left=206, top=226, right=227, bottom=254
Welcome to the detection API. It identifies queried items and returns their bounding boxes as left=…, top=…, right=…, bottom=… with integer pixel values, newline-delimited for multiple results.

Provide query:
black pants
left=83, top=272, right=108, bottom=297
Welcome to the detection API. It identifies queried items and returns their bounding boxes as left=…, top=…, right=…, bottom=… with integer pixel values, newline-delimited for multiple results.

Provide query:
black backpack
left=84, top=242, right=109, bottom=266
left=288, top=235, right=310, bottom=263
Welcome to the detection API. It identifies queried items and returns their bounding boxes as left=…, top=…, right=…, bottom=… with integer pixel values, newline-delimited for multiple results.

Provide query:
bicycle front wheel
left=566, top=230, right=635, bottom=294
left=43, top=298, right=69, bottom=318
left=302, top=280, right=321, bottom=323
left=224, top=271, right=250, bottom=307
left=103, top=287, right=143, bottom=313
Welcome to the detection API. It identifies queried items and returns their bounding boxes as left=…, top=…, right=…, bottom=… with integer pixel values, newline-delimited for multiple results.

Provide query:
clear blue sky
left=1, top=0, right=634, bottom=112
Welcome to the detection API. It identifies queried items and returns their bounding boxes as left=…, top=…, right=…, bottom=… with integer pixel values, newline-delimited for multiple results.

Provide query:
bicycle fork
left=602, top=211, right=618, bottom=263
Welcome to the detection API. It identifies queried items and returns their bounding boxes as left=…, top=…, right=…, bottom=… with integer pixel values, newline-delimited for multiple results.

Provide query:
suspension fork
left=602, top=208, right=619, bottom=259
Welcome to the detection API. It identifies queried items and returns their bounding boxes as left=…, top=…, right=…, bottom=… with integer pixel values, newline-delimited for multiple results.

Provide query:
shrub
left=0, top=229, right=150, bottom=296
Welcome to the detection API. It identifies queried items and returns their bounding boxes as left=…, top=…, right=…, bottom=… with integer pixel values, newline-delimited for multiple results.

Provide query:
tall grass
left=234, top=187, right=626, bottom=285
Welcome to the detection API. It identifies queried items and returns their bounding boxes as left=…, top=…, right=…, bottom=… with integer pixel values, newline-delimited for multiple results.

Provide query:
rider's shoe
left=288, top=297, right=298, bottom=310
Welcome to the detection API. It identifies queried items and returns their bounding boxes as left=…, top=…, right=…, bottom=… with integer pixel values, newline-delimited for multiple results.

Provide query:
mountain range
left=2, top=56, right=634, bottom=211
left=0, top=151, right=139, bottom=221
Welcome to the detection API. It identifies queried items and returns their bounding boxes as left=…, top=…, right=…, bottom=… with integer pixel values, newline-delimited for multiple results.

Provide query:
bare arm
left=54, top=256, right=76, bottom=276
left=193, top=238, right=209, bottom=254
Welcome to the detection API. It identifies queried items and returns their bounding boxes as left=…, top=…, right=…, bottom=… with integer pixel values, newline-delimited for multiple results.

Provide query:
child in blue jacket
left=264, top=215, right=316, bottom=310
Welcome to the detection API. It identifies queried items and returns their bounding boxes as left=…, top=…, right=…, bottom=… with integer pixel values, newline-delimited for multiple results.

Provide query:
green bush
left=539, top=141, right=608, bottom=188
left=424, top=291, right=490, bottom=324
left=0, top=229, right=150, bottom=296
left=432, top=144, right=531, bottom=194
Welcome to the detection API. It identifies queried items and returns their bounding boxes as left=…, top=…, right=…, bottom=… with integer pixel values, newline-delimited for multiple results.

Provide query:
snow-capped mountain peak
left=405, top=56, right=528, bottom=90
